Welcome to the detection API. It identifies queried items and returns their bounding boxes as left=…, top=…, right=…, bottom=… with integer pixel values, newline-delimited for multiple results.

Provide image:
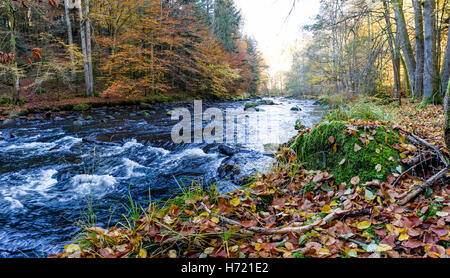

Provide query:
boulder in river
left=218, top=163, right=241, bottom=179
left=218, top=144, right=239, bottom=156
left=244, top=100, right=276, bottom=111
left=2, top=119, right=15, bottom=126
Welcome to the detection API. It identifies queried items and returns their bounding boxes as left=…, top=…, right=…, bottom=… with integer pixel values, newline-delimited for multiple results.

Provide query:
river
left=0, top=97, right=323, bottom=257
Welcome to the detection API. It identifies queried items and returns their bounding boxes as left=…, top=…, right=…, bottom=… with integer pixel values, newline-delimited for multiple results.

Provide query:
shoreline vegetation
left=51, top=95, right=450, bottom=259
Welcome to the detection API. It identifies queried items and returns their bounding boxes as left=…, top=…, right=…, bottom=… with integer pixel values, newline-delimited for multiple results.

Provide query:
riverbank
left=0, top=92, right=259, bottom=122
left=52, top=99, right=449, bottom=258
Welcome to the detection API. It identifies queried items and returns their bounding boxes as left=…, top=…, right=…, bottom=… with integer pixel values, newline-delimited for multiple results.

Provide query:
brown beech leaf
left=350, top=176, right=360, bottom=185
left=328, top=136, right=335, bottom=144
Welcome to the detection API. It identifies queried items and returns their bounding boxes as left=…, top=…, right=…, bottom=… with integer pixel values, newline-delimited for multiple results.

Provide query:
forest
left=285, top=0, right=450, bottom=103
left=0, top=0, right=265, bottom=112
left=0, top=0, right=449, bottom=261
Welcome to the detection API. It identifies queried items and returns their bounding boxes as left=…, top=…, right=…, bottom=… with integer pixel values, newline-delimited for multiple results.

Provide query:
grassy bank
left=52, top=97, right=449, bottom=259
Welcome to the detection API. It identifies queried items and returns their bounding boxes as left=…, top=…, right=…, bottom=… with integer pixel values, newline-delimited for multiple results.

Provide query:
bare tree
left=412, top=0, right=424, bottom=98
left=383, top=0, right=401, bottom=92
left=423, top=0, right=439, bottom=101
left=393, top=0, right=416, bottom=94
left=441, top=19, right=450, bottom=96
left=445, top=78, right=450, bottom=149
left=64, top=0, right=76, bottom=79
left=84, top=0, right=94, bottom=95
left=76, top=0, right=93, bottom=96
left=5, top=1, right=20, bottom=104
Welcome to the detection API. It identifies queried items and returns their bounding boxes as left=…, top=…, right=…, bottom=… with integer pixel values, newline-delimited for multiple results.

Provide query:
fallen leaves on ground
left=50, top=106, right=449, bottom=259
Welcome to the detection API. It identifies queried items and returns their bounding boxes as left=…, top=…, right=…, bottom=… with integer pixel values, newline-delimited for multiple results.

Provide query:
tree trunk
left=77, top=0, right=91, bottom=96
left=84, top=0, right=94, bottom=95
left=383, top=0, right=401, bottom=92
left=393, top=0, right=416, bottom=94
left=64, top=0, right=76, bottom=79
left=423, top=0, right=439, bottom=101
left=441, top=18, right=450, bottom=97
left=6, top=1, right=20, bottom=105
left=445, top=78, right=450, bottom=150
left=412, top=0, right=424, bottom=98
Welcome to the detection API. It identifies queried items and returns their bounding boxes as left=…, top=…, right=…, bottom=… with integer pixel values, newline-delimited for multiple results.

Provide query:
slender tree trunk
left=441, top=18, right=450, bottom=96
left=84, top=0, right=94, bottom=95
left=151, top=39, right=155, bottom=95
left=445, top=78, right=450, bottom=149
left=6, top=1, right=20, bottom=105
left=435, top=0, right=446, bottom=79
left=393, top=0, right=416, bottom=94
left=64, top=0, right=76, bottom=79
left=77, top=0, right=91, bottom=96
left=423, top=0, right=439, bottom=101
left=412, top=0, right=424, bottom=98
left=383, top=0, right=401, bottom=92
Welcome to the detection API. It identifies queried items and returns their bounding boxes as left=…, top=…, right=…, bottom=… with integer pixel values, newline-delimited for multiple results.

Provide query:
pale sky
left=234, top=0, right=320, bottom=76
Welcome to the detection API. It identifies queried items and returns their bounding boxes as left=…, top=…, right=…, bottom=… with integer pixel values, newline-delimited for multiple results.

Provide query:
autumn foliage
left=94, top=0, right=262, bottom=99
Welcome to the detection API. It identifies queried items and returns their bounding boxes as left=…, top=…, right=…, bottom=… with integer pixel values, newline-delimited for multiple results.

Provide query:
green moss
left=74, top=104, right=91, bottom=111
left=244, top=102, right=258, bottom=110
left=0, top=98, right=11, bottom=106
left=422, top=93, right=443, bottom=106
left=17, top=98, right=27, bottom=107
left=318, top=95, right=330, bottom=105
left=144, top=94, right=173, bottom=104
left=326, top=102, right=395, bottom=122
left=292, top=121, right=401, bottom=185
left=244, top=100, right=275, bottom=110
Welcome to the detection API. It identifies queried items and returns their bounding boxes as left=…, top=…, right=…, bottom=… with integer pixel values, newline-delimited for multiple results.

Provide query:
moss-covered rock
left=73, top=104, right=91, bottom=111
left=244, top=102, right=258, bottom=110
left=244, top=100, right=276, bottom=111
left=292, top=121, right=402, bottom=185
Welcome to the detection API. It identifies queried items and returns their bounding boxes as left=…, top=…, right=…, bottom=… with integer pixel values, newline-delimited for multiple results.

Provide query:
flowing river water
left=0, top=97, right=323, bottom=257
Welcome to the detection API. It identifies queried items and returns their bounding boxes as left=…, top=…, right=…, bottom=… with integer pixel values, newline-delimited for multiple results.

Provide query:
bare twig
left=392, top=157, right=434, bottom=186
left=201, top=202, right=352, bottom=235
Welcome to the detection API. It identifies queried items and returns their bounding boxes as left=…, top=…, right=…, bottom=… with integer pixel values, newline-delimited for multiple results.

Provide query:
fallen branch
left=405, top=134, right=448, bottom=167
left=201, top=202, right=352, bottom=235
left=406, top=152, right=433, bottom=166
left=398, top=166, right=450, bottom=206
